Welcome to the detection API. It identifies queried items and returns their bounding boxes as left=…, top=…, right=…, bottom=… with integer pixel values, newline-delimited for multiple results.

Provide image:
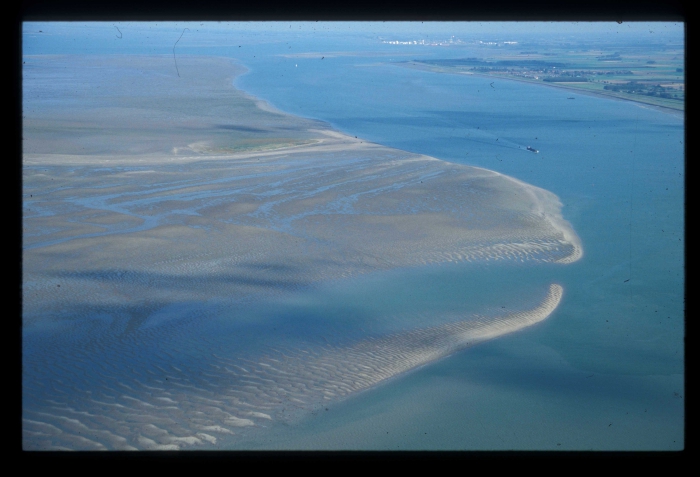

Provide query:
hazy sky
left=22, top=21, right=684, bottom=56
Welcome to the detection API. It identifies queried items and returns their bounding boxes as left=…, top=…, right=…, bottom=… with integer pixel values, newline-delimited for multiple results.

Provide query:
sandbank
left=23, top=54, right=581, bottom=450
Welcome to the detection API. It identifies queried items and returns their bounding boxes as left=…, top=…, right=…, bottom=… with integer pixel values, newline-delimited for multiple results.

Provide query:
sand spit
left=480, top=168, right=584, bottom=264
left=23, top=284, right=562, bottom=450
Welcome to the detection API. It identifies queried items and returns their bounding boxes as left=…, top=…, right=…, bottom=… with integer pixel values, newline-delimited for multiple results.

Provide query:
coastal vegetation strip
left=400, top=47, right=684, bottom=111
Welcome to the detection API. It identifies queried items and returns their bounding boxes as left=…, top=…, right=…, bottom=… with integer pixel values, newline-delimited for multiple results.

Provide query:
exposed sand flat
left=23, top=54, right=582, bottom=450
left=23, top=135, right=580, bottom=320
left=25, top=89, right=581, bottom=315
left=23, top=284, right=562, bottom=450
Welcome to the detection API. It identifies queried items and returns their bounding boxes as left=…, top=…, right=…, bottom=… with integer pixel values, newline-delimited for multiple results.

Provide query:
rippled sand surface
left=23, top=284, right=563, bottom=450
left=23, top=55, right=581, bottom=449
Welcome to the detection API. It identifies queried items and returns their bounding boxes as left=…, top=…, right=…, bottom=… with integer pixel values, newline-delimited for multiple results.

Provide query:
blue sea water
left=22, top=23, right=684, bottom=449
left=231, top=39, right=684, bottom=450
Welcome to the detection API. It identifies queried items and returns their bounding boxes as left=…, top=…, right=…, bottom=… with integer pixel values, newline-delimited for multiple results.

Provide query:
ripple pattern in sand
left=23, top=284, right=562, bottom=450
left=24, top=143, right=580, bottom=322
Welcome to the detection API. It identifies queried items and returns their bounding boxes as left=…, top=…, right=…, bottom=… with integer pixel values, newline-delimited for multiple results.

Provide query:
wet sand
left=23, top=283, right=563, bottom=450
left=23, top=54, right=582, bottom=449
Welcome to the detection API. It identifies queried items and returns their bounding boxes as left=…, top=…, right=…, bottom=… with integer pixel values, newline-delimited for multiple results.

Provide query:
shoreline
left=23, top=53, right=586, bottom=452
left=398, top=62, right=684, bottom=117
left=23, top=54, right=585, bottom=268
left=225, top=59, right=583, bottom=267
left=470, top=165, right=584, bottom=264
left=222, top=283, right=564, bottom=443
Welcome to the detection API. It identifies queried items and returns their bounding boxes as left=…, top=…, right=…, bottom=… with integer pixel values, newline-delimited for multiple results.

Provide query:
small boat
left=526, top=146, right=539, bottom=153
left=567, top=97, right=575, bottom=99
